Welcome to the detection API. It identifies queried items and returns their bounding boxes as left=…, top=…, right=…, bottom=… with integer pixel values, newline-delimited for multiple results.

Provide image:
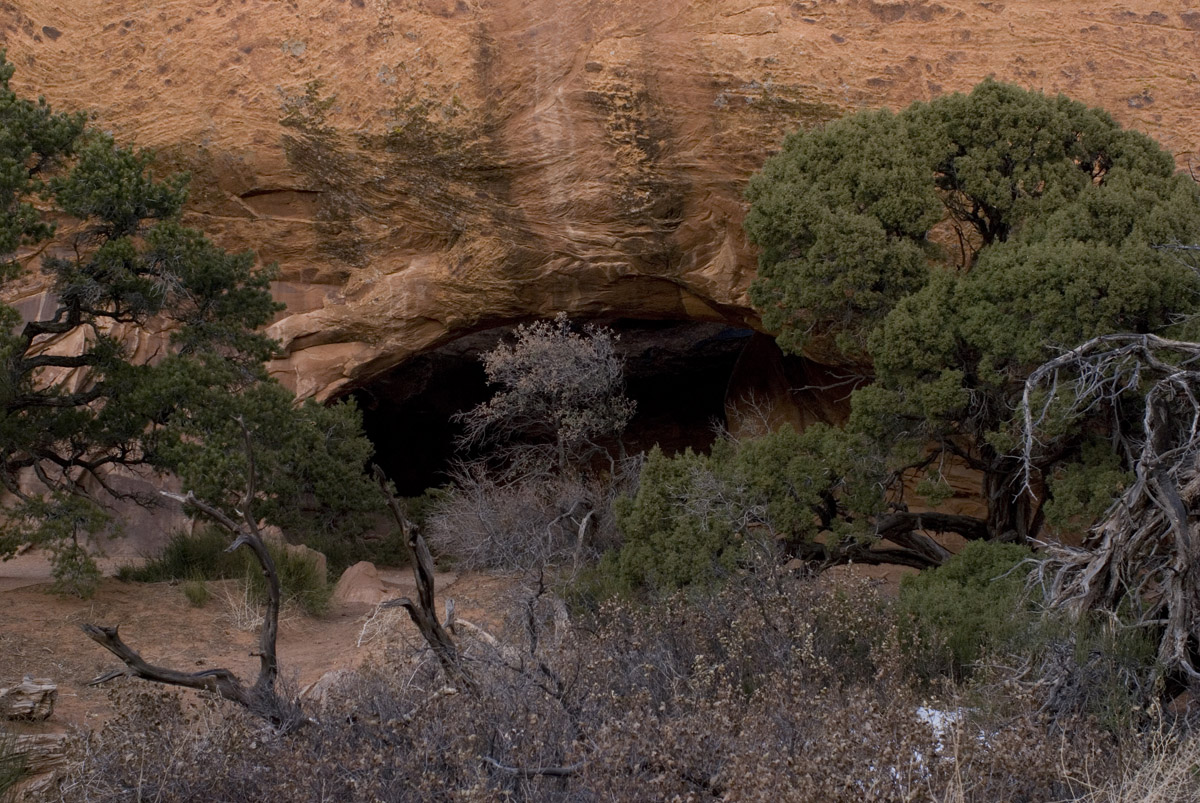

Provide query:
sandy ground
left=0, top=548, right=913, bottom=730
left=0, top=542, right=912, bottom=802
left=0, top=552, right=519, bottom=736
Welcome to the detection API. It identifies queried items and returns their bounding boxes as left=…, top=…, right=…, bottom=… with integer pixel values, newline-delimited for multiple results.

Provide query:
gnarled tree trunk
left=375, top=466, right=470, bottom=686
left=82, top=422, right=296, bottom=727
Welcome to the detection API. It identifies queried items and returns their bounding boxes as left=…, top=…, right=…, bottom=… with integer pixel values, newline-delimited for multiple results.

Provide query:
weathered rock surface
left=332, top=561, right=393, bottom=608
left=6, top=731, right=70, bottom=797
left=332, top=560, right=459, bottom=611
left=3, top=0, right=1199, bottom=402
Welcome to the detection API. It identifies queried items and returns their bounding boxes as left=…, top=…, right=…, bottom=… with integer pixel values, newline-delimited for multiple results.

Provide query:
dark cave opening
left=350, top=319, right=762, bottom=496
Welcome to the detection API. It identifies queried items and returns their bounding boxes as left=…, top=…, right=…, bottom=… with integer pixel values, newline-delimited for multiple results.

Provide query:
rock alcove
left=345, top=319, right=856, bottom=495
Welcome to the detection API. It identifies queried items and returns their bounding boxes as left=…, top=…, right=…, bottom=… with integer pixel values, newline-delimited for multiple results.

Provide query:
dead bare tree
left=373, top=467, right=585, bottom=776
left=374, top=466, right=470, bottom=687
left=428, top=315, right=636, bottom=576
left=81, top=421, right=298, bottom=726
left=1022, top=333, right=1200, bottom=682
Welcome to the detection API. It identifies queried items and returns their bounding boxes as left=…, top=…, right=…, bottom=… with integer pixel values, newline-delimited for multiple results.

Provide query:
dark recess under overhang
left=346, top=319, right=856, bottom=495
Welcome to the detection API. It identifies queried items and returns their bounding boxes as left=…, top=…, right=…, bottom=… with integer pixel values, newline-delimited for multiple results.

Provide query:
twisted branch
left=83, top=423, right=290, bottom=721
left=1021, top=334, right=1200, bottom=680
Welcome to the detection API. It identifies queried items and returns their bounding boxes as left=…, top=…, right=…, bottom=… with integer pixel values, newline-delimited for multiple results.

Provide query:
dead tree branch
left=83, top=423, right=292, bottom=723
left=1022, top=333, right=1200, bottom=680
left=81, top=624, right=257, bottom=706
left=375, top=465, right=470, bottom=686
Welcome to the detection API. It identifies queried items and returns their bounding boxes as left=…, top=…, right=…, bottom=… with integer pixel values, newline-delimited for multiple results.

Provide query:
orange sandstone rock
left=1, top=0, right=1197, bottom=401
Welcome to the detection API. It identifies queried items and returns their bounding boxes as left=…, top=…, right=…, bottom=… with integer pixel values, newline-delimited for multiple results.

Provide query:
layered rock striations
left=3, top=0, right=1199, bottom=401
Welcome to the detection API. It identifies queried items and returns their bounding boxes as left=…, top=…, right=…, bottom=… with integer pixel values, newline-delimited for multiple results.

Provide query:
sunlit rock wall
left=2, top=0, right=1198, bottom=402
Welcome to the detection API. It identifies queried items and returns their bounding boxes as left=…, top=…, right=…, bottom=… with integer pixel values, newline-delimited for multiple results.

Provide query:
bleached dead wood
left=0, top=677, right=55, bottom=721
left=1022, top=334, right=1200, bottom=680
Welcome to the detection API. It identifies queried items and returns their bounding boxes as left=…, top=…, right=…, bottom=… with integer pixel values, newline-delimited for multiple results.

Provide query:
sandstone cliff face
left=3, top=0, right=1199, bottom=402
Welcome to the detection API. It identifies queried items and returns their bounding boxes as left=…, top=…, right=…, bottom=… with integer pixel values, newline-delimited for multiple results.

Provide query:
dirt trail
left=0, top=556, right=518, bottom=734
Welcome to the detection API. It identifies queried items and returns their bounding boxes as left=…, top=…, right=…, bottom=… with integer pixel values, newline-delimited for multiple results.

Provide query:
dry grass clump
left=355, top=599, right=409, bottom=647
left=211, top=580, right=303, bottom=633
left=44, top=574, right=1133, bottom=802
left=1074, top=731, right=1200, bottom=803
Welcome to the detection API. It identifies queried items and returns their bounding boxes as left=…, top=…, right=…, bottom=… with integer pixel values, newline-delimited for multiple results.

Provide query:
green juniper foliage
left=0, top=53, right=380, bottom=592
left=747, top=79, right=1200, bottom=545
left=899, top=540, right=1034, bottom=678
left=608, top=425, right=883, bottom=594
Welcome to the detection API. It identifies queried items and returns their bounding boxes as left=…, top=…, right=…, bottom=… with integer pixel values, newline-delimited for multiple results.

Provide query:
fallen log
left=4, top=731, right=71, bottom=797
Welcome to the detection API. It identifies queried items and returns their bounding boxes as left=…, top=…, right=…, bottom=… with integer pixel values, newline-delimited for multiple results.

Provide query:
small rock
left=332, top=561, right=391, bottom=607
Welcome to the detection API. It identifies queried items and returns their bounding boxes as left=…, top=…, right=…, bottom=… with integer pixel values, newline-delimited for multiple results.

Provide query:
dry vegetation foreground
left=5, top=554, right=1200, bottom=802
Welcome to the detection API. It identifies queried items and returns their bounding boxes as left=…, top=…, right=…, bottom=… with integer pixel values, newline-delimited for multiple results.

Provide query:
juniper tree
left=0, top=52, right=379, bottom=591
left=746, top=79, right=1200, bottom=547
left=0, top=52, right=387, bottom=719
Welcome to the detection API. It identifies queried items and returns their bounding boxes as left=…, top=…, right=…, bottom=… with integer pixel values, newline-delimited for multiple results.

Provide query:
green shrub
left=599, top=426, right=883, bottom=597
left=120, top=528, right=239, bottom=583
left=608, top=447, right=741, bottom=593
left=50, top=540, right=102, bottom=598
left=403, top=486, right=452, bottom=532
left=1042, top=439, right=1131, bottom=535
left=568, top=551, right=638, bottom=610
left=901, top=542, right=1161, bottom=730
left=1026, top=608, right=1160, bottom=733
left=256, top=546, right=330, bottom=617
left=182, top=578, right=210, bottom=608
left=123, top=527, right=330, bottom=617
left=303, top=526, right=407, bottom=576
left=899, top=540, right=1036, bottom=679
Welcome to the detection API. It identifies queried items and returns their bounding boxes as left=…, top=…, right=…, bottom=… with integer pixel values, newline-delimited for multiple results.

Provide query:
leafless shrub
left=356, top=600, right=408, bottom=647
left=212, top=580, right=303, bottom=634
left=47, top=573, right=1127, bottom=802
left=457, top=313, right=635, bottom=473
left=425, top=459, right=632, bottom=574
left=427, top=314, right=639, bottom=577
